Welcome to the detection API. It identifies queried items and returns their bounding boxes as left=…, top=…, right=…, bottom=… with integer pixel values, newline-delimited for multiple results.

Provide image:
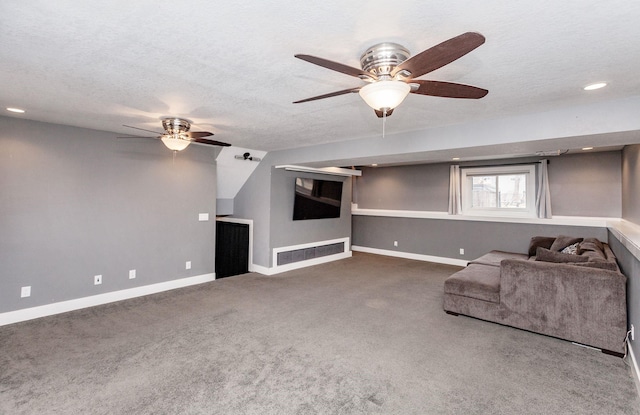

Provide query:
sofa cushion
left=444, top=264, right=501, bottom=303
left=469, top=250, right=529, bottom=267
left=527, top=236, right=556, bottom=256
left=566, top=260, right=620, bottom=272
left=578, top=238, right=604, bottom=254
left=549, top=235, right=584, bottom=252
left=603, top=244, right=618, bottom=262
left=535, top=247, right=589, bottom=263
left=581, top=249, right=607, bottom=262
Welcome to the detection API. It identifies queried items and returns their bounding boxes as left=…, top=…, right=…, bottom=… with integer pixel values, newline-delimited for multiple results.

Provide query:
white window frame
left=461, top=164, right=536, bottom=218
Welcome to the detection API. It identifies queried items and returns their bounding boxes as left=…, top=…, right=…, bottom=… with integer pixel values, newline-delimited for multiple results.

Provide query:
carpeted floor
left=1, top=252, right=638, bottom=414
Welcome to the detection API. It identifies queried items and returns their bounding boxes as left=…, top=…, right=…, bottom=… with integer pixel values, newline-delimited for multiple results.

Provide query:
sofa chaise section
left=444, top=238, right=627, bottom=356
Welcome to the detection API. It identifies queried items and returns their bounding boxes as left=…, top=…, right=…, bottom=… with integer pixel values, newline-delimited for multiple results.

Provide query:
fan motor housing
left=162, top=117, right=192, bottom=134
left=360, top=43, right=410, bottom=77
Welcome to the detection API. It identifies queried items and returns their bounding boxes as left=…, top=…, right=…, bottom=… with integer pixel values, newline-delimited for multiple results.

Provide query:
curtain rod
left=459, top=159, right=549, bottom=169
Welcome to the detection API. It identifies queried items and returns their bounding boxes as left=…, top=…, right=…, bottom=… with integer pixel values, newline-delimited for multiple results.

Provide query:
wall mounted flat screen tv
left=293, top=177, right=343, bottom=220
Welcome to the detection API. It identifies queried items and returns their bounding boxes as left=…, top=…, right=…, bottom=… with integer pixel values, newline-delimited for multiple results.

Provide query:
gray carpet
left=1, top=252, right=638, bottom=414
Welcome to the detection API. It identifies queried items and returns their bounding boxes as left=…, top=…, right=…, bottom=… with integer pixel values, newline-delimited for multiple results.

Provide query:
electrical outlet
left=460, top=248, right=465, bottom=255
left=94, top=275, right=102, bottom=285
left=393, top=241, right=398, bottom=247
left=129, top=269, right=136, bottom=279
left=632, top=324, right=635, bottom=341
left=185, top=261, right=191, bottom=270
left=21, top=286, right=31, bottom=298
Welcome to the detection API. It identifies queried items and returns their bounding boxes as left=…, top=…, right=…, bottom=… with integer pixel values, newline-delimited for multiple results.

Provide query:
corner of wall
left=216, top=198, right=234, bottom=216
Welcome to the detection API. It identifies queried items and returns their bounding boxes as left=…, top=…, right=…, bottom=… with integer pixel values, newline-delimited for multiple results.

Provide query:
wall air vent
left=276, top=242, right=345, bottom=266
left=534, top=150, right=567, bottom=156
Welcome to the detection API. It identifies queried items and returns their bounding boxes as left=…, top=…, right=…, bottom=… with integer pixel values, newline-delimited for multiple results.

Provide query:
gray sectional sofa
left=443, top=236, right=628, bottom=356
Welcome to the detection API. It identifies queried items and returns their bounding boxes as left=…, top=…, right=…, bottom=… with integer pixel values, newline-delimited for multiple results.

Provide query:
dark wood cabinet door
left=215, top=221, right=249, bottom=279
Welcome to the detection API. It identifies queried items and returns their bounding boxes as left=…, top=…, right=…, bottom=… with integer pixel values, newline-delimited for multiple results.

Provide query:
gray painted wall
left=549, top=152, right=621, bottom=217
left=356, top=163, right=449, bottom=211
left=352, top=216, right=607, bottom=261
left=611, top=144, right=640, bottom=356
left=233, top=153, right=273, bottom=267
left=1, top=117, right=217, bottom=313
left=216, top=198, right=234, bottom=216
left=234, top=151, right=353, bottom=268
left=607, top=233, right=639, bottom=356
left=622, top=145, right=640, bottom=224
left=355, top=152, right=622, bottom=217
left=269, top=169, right=351, bottom=250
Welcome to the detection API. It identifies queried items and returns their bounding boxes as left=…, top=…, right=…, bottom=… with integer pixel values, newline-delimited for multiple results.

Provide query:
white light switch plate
left=198, top=213, right=209, bottom=221
left=21, top=286, right=31, bottom=298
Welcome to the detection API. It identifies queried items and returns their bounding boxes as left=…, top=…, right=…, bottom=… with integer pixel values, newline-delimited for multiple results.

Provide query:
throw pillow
left=528, top=236, right=556, bottom=257
left=561, top=242, right=580, bottom=255
left=549, top=235, right=584, bottom=252
left=535, top=247, right=589, bottom=263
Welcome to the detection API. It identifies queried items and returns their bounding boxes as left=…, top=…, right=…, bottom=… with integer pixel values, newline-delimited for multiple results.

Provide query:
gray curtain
left=448, top=165, right=461, bottom=215
left=536, top=159, right=552, bottom=218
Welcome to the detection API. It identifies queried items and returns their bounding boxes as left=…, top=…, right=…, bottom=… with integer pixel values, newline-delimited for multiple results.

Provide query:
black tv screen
left=293, top=177, right=343, bottom=220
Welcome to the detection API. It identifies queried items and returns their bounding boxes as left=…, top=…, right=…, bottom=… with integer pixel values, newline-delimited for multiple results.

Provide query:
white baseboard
left=251, top=251, right=352, bottom=276
left=0, top=273, right=216, bottom=327
left=351, top=245, right=468, bottom=267
left=250, top=263, right=271, bottom=275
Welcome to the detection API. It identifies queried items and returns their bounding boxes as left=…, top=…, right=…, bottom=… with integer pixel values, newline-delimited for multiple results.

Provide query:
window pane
left=461, top=165, right=535, bottom=217
left=498, top=174, right=527, bottom=208
left=472, top=176, right=496, bottom=208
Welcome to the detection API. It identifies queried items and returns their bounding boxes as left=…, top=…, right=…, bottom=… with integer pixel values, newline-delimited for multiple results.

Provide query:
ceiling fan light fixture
left=358, top=80, right=411, bottom=111
left=161, top=135, right=190, bottom=151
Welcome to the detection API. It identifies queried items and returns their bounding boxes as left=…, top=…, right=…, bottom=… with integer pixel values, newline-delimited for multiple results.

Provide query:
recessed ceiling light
left=583, top=82, right=607, bottom=91
left=6, top=107, right=25, bottom=113
left=452, top=157, right=460, bottom=160
left=371, top=164, right=378, bottom=167
left=582, top=147, right=594, bottom=151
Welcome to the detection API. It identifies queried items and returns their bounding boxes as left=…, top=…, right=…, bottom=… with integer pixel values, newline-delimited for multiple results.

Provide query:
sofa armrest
left=499, top=259, right=627, bottom=353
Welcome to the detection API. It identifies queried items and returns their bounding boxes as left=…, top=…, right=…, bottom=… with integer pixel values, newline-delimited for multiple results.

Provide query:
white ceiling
left=2, top=1, right=640, bottom=164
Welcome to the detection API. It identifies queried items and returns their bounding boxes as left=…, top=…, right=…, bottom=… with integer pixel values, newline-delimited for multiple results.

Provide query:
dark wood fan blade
left=374, top=108, right=394, bottom=118
left=293, top=87, right=361, bottom=104
left=411, top=80, right=488, bottom=99
left=191, top=138, right=231, bottom=147
left=391, top=32, right=485, bottom=79
left=185, top=131, right=214, bottom=138
left=295, top=54, right=376, bottom=80
left=122, top=125, right=164, bottom=135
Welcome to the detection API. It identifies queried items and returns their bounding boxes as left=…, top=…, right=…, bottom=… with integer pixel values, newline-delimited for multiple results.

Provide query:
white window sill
left=351, top=204, right=614, bottom=227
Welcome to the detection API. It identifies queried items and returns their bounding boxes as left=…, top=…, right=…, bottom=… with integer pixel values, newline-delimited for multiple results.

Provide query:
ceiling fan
left=293, top=32, right=488, bottom=118
left=119, top=117, right=231, bottom=151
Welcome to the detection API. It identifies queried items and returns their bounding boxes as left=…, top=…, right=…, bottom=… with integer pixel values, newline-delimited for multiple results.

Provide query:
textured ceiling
left=2, top=1, right=640, bottom=159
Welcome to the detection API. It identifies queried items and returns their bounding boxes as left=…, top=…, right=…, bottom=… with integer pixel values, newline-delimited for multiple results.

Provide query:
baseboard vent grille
left=277, top=242, right=345, bottom=266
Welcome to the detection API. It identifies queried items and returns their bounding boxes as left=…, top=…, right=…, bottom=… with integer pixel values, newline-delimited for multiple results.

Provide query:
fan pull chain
left=382, top=108, right=387, bottom=138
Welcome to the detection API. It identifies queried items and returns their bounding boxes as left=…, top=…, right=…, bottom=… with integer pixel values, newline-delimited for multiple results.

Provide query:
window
left=461, top=165, right=536, bottom=217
